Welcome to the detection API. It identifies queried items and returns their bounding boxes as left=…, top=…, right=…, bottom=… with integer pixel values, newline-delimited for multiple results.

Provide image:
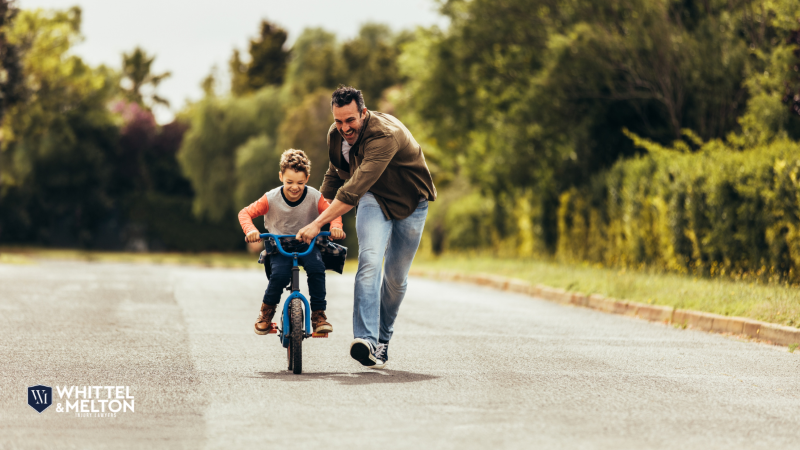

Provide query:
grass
left=411, top=252, right=800, bottom=328
left=0, top=247, right=258, bottom=269
left=0, top=246, right=361, bottom=271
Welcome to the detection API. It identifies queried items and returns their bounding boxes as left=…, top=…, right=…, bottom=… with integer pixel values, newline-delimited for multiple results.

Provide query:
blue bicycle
left=259, top=231, right=330, bottom=374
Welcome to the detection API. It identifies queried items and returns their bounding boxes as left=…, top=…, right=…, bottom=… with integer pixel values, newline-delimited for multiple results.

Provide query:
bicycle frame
left=259, top=232, right=330, bottom=347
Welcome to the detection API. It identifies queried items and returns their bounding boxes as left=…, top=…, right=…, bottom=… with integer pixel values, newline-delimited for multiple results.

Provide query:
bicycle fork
left=279, top=254, right=314, bottom=347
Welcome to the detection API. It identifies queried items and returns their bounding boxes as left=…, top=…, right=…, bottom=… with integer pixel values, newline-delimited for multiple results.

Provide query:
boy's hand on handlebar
left=331, top=227, right=346, bottom=240
left=244, top=230, right=261, bottom=243
left=296, top=222, right=321, bottom=244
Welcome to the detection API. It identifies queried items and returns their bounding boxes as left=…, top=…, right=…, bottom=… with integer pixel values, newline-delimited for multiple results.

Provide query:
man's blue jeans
left=354, top=192, right=428, bottom=345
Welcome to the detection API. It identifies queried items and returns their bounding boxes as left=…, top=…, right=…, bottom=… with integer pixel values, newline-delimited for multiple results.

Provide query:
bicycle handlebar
left=259, top=232, right=331, bottom=258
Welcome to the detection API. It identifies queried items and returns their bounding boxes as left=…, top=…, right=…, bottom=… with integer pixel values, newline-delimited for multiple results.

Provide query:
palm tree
left=121, top=47, right=171, bottom=109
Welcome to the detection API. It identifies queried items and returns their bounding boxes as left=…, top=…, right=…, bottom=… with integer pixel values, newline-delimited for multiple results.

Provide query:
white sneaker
left=350, top=339, right=387, bottom=369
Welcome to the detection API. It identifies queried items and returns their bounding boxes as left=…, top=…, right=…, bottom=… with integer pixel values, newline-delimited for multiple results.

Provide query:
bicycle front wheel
left=288, top=299, right=303, bottom=374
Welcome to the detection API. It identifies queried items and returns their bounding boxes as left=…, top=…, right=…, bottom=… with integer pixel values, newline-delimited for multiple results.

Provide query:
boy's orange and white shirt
left=238, top=186, right=343, bottom=236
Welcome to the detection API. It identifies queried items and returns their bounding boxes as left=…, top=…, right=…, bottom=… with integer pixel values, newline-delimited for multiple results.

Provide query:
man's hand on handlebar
left=244, top=230, right=261, bottom=243
left=296, top=222, right=321, bottom=244
left=330, top=227, right=346, bottom=240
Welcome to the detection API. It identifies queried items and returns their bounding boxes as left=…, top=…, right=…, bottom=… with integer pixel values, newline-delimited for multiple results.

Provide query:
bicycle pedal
left=267, top=323, right=278, bottom=334
left=311, top=332, right=328, bottom=338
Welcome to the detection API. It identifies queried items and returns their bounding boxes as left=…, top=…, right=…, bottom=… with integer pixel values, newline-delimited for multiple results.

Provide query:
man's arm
left=320, top=161, right=346, bottom=200
left=298, top=136, right=398, bottom=243
left=297, top=198, right=353, bottom=243
left=332, top=137, right=398, bottom=206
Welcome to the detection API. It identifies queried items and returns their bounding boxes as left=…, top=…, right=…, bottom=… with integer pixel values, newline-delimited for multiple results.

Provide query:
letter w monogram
left=32, top=390, right=47, bottom=404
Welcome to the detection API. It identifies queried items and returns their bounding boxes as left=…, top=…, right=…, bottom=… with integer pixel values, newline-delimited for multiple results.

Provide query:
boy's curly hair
left=279, top=149, right=311, bottom=176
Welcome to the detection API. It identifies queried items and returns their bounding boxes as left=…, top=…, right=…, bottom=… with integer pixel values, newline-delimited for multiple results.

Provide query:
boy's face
left=279, top=168, right=309, bottom=201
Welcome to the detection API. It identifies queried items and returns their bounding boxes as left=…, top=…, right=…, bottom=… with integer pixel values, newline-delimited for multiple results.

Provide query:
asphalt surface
left=1, top=260, right=799, bottom=450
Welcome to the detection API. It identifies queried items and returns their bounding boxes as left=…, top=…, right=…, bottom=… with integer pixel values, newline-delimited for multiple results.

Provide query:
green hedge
left=128, top=193, right=244, bottom=252
left=557, top=138, right=800, bottom=282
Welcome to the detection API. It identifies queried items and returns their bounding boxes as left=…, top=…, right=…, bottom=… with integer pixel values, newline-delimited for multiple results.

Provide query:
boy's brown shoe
left=255, top=303, right=277, bottom=335
left=311, top=310, right=333, bottom=334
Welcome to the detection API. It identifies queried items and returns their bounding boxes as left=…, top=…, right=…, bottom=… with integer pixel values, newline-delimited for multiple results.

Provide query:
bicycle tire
left=284, top=309, right=292, bottom=371
left=289, top=299, right=303, bottom=374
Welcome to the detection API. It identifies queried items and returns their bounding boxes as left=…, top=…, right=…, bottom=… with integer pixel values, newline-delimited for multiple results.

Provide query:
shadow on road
left=252, top=369, right=438, bottom=385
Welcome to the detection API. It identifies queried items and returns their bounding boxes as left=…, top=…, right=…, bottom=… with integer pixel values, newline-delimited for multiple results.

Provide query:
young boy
left=238, top=149, right=345, bottom=335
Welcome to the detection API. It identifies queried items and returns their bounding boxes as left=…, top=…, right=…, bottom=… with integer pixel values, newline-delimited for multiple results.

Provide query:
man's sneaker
left=350, top=338, right=387, bottom=369
left=254, top=303, right=277, bottom=335
left=378, top=340, right=389, bottom=364
left=311, top=310, right=333, bottom=333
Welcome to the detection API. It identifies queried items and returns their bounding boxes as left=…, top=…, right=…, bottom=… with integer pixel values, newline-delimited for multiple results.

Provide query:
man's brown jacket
left=320, top=110, right=437, bottom=220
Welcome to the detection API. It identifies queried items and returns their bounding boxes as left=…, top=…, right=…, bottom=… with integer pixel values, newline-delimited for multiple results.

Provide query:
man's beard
left=340, top=114, right=362, bottom=142
left=340, top=125, right=359, bottom=142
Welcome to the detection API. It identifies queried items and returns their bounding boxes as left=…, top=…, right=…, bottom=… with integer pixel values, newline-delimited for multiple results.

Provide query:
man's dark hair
left=331, top=85, right=366, bottom=112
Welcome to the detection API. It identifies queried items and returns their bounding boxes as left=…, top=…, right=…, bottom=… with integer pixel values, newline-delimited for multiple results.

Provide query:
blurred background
left=1, top=0, right=800, bottom=283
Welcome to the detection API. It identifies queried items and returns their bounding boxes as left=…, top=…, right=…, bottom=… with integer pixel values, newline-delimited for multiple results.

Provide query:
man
left=296, top=85, right=436, bottom=369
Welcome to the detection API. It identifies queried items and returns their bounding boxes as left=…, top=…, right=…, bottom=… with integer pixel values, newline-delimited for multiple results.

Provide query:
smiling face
left=333, top=100, right=367, bottom=145
left=278, top=168, right=308, bottom=201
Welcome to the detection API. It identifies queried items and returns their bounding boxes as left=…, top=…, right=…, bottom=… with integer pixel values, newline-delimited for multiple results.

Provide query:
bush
left=557, top=138, right=800, bottom=282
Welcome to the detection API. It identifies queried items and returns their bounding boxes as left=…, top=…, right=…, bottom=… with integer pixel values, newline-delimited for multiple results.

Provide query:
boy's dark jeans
left=263, top=246, right=326, bottom=311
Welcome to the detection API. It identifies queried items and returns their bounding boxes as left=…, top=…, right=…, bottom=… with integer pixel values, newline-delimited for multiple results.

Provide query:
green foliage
left=121, top=46, right=171, bottom=108
left=127, top=193, right=242, bottom=251
left=177, top=86, right=285, bottom=222
left=341, top=23, right=406, bottom=104
left=282, top=23, right=407, bottom=104
left=230, top=20, right=289, bottom=96
left=0, top=0, right=24, bottom=123
left=557, top=136, right=800, bottom=282
left=0, top=6, right=120, bottom=245
left=6, top=1, right=800, bottom=265
left=276, top=89, right=334, bottom=189
left=234, top=133, right=278, bottom=208
left=439, top=188, right=495, bottom=251
left=402, top=0, right=800, bottom=258
left=729, top=0, right=800, bottom=146
left=283, top=28, right=344, bottom=100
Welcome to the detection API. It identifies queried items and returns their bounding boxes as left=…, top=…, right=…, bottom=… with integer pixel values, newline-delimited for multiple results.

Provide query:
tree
left=732, top=0, right=800, bottom=145
left=230, top=19, right=289, bottom=96
left=0, top=0, right=24, bottom=125
left=0, top=6, right=120, bottom=245
left=276, top=89, right=335, bottom=189
left=341, top=23, right=405, bottom=104
left=177, top=87, right=285, bottom=222
left=200, top=64, right=219, bottom=97
left=786, top=23, right=800, bottom=118
left=283, top=28, right=344, bottom=100
left=121, top=46, right=171, bottom=109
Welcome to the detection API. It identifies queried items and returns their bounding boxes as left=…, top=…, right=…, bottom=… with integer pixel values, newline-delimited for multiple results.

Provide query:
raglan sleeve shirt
left=317, top=196, right=344, bottom=230
left=237, top=193, right=343, bottom=235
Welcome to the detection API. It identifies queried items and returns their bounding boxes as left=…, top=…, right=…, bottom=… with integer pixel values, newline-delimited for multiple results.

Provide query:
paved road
left=1, top=260, right=799, bottom=449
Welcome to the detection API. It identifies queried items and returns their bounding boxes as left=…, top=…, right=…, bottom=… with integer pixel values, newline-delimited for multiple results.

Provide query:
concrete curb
left=409, top=269, right=800, bottom=348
